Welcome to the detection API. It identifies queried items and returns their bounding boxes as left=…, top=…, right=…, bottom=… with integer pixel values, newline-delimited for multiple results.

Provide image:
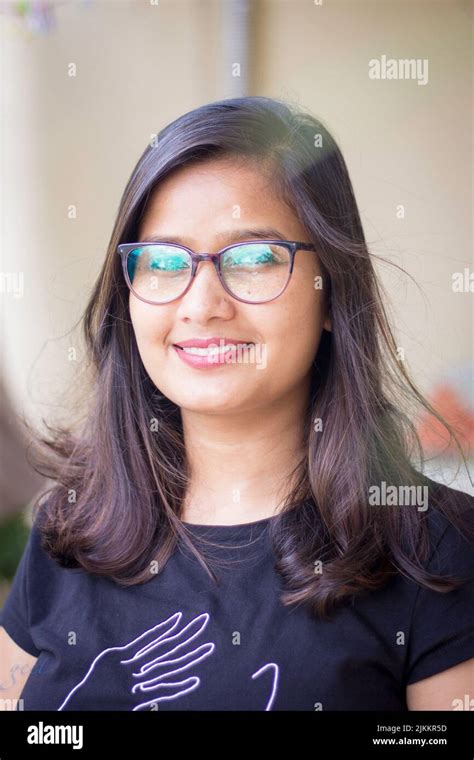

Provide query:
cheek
left=272, top=272, right=325, bottom=360
left=129, top=300, right=148, bottom=348
left=129, top=296, right=169, bottom=354
left=262, top=300, right=322, bottom=379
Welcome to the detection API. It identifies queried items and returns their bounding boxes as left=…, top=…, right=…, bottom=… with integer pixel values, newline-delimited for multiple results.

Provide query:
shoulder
left=402, top=479, right=474, bottom=685
left=426, top=477, right=474, bottom=513
left=17, top=511, right=77, bottom=585
left=421, top=477, right=474, bottom=565
left=0, top=516, right=52, bottom=657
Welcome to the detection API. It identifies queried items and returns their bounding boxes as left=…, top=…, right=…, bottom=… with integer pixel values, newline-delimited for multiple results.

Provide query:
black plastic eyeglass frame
left=116, top=239, right=317, bottom=305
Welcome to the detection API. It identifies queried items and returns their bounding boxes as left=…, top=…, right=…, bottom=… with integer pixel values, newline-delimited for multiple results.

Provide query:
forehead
left=138, top=157, right=304, bottom=241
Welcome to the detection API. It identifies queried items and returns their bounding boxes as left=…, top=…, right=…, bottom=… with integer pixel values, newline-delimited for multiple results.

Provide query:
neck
left=180, top=383, right=310, bottom=525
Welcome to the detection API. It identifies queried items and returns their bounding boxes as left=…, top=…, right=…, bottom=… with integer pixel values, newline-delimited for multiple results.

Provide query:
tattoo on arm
left=0, top=662, right=33, bottom=690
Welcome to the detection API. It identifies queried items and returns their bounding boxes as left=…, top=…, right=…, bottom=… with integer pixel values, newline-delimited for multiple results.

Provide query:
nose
left=186, top=257, right=224, bottom=297
left=176, top=256, right=234, bottom=318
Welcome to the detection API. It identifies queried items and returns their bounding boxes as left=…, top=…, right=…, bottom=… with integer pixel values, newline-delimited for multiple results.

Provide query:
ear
left=322, top=275, right=331, bottom=332
left=323, top=308, right=331, bottom=333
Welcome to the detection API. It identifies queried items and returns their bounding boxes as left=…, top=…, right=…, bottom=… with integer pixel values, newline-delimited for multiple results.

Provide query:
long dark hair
left=23, top=95, right=473, bottom=619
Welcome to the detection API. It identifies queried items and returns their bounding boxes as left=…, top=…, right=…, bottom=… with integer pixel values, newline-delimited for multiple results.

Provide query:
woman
left=1, top=96, right=473, bottom=712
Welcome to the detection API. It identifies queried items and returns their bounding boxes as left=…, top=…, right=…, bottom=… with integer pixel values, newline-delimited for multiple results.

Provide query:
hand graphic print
left=57, top=611, right=215, bottom=711
left=251, top=662, right=279, bottom=710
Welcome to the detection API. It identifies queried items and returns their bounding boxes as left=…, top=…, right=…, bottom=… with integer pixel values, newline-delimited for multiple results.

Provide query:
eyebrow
left=138, top=227, right=288, bottom=246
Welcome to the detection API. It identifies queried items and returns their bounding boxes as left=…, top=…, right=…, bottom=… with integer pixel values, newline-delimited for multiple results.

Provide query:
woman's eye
left=227, top=248, right=275, bottom=266
left=149, top=256, right=188, bottom=271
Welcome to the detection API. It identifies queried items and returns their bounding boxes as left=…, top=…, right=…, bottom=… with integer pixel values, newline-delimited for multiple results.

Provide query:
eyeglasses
left=116, top=239, right=317, bottom=305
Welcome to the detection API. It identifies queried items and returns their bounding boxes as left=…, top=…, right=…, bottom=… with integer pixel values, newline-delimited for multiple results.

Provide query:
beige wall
left=254, top=0, right=472, bottom=393
left=1, top=0, right=471, bottom=432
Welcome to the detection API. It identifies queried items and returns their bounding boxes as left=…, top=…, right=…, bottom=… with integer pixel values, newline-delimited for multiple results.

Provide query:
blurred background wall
left=0, top=0, right=472, bottom=575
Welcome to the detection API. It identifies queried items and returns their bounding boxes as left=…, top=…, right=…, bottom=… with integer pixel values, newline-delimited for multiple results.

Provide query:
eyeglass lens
left=126, top=243, right=291, bottom=303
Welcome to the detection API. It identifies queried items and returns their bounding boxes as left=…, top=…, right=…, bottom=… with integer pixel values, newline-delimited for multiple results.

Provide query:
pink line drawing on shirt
left=251, top=662, right=279, bottom=710
left=57, top=610, right=280, bottom=711
left=57, top=611, right=215, bottom=711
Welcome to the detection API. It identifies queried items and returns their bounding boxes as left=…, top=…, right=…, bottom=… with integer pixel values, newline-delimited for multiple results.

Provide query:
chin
left=177, top=389, right=247, bottom=413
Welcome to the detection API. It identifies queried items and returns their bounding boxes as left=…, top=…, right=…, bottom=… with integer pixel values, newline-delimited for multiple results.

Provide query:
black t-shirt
left=1, top=484, right=473, bottom=711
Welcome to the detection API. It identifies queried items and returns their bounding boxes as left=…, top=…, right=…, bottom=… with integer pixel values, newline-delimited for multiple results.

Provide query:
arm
left=406, top=657, right=473, bottom=710
left=0, top=625, right=38, bottom=709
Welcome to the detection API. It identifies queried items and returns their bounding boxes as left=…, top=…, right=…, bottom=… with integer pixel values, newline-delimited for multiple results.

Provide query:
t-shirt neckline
left=180, top=514, right=277, bottom=541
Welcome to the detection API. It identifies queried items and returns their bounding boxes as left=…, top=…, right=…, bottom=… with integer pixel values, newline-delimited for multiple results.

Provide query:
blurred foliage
left=0, top=512, right=30, bottom=580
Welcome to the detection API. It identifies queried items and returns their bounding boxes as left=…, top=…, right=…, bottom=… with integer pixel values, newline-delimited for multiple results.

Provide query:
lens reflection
left=127, top=242, right=290, bottom=303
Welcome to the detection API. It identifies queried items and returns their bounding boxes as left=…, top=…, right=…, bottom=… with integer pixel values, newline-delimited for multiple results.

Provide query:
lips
left=172, top=337, right=254, bottom=368
left=173, top=336, right=255, bottom=362
left=173, top=337, right=254, bottom=349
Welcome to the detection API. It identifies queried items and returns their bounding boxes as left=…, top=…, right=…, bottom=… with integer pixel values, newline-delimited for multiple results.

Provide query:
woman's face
left=129, top=157, right=331, bottom=414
